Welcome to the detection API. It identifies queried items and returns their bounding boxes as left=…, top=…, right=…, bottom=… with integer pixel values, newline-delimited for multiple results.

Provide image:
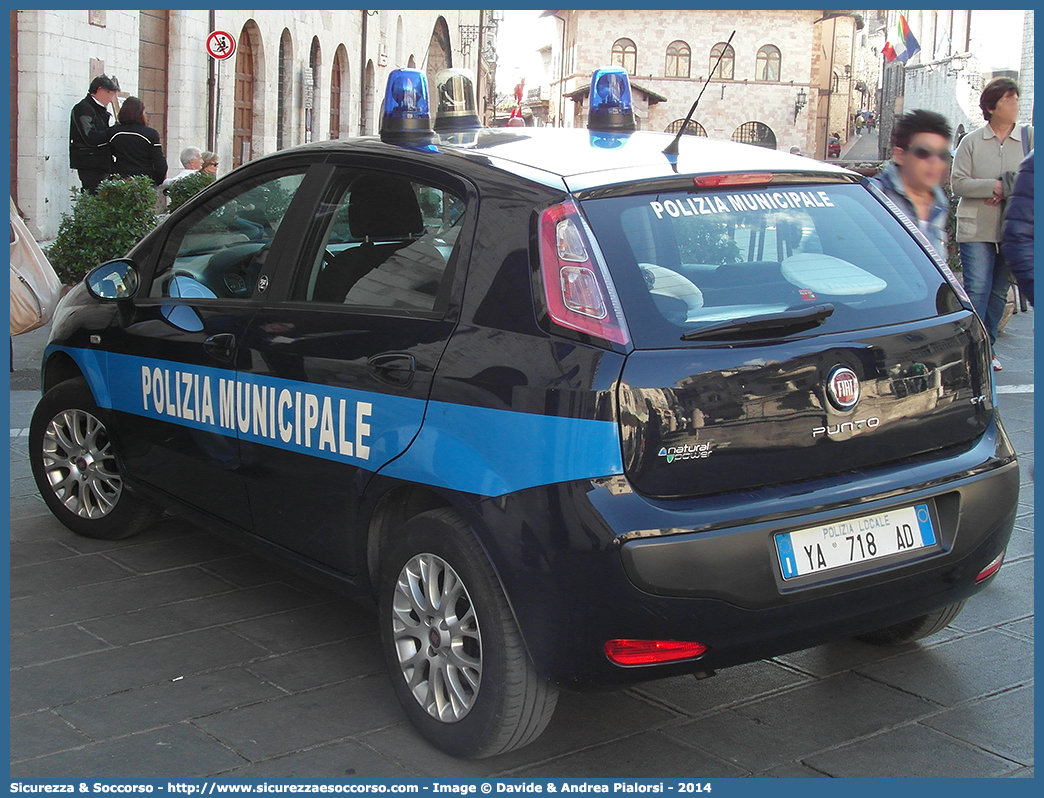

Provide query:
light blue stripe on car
left=47, top=345, right=625, bottom=497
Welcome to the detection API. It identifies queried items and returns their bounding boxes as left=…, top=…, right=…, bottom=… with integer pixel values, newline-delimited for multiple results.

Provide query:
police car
left=31, top=66, right=1018, bottom=758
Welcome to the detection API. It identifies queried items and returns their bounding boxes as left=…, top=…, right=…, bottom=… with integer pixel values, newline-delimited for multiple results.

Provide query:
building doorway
left=233, top=21, right=263, bottom=168
left=138, top=10, right=169, bottom=147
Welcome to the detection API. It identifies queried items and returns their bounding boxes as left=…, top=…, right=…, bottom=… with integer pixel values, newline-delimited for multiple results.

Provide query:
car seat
left=313, top=173, right=425, bottom=303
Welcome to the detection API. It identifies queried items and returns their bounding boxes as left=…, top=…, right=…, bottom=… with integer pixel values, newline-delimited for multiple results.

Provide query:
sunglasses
left=904, top=144, right=952, bottom=163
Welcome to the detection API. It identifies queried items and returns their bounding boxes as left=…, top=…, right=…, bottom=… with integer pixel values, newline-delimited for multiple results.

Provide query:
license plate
left=775, top=504, right=937, bottom=580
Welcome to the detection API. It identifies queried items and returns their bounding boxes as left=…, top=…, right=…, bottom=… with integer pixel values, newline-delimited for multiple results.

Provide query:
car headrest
left=348, top=173, right=424, bottom=240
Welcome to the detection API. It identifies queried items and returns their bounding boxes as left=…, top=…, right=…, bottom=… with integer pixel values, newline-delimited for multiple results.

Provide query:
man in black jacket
left=69, top=75, right=118, bottom=192
left=1001, top=150, right=1033, bottom=306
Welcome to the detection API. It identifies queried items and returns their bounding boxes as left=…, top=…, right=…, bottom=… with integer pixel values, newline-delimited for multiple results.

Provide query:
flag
left=936, top=27, right=952, bottom=59
left=883, top=14, right=921, bottom=64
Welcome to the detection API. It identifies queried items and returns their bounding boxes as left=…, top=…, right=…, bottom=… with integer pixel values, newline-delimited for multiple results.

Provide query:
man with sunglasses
left=871, top=109, right=952, bottom=265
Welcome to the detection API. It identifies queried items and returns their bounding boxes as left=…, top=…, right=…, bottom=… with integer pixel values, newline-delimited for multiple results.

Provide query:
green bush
left=47, top=176, right=158, bottom=284
left=165, top=171, right=216, bottom=212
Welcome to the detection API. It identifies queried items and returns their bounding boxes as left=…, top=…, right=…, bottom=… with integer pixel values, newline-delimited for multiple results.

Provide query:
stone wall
left=12, top=10, right=479, bottom=241
left=15, top=10, right=141, bottom=239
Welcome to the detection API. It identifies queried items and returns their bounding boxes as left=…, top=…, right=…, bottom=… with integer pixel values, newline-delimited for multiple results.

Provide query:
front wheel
left=855, top=600, right=966, bottom=646
left=378, top=508, right=558, bottom=758
left=30, top=377, right=159, bottom=540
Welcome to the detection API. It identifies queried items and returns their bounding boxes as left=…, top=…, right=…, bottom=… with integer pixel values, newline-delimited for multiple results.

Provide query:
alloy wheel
left=390, top=552, right=482, bottom=722
left=41, top=409, right=122, bottom=519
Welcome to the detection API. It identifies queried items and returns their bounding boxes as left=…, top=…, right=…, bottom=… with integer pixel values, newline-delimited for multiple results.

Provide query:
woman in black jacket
left=108, top=96, right=167, bottom=186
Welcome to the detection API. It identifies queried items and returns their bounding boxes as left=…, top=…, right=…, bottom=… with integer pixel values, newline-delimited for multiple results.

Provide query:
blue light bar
left=587, top=66, right=635, bottom=132
left=380, top=68, right=434, bottom=143
left=433, top=68, right=482, bottom=132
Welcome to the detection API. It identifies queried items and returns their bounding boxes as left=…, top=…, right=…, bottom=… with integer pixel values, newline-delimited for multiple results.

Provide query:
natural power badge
left=658, top=442, right=713, bottom=463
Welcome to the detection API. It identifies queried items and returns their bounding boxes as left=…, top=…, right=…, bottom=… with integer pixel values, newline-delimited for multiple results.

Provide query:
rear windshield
left=580, top=183, right=962, bottom=348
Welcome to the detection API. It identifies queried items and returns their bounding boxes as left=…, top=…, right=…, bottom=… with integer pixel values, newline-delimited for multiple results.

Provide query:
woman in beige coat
left=951, top=78, right=1033, bottom=369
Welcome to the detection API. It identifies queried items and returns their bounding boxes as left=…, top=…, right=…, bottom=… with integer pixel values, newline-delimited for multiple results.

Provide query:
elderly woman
left=199, top=151, right=219, bottom=177
left=951, top=78, right=1034, bottom=370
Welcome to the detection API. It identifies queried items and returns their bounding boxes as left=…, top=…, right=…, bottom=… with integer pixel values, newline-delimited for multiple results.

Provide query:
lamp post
left=794, top=86, right=808, bottom=122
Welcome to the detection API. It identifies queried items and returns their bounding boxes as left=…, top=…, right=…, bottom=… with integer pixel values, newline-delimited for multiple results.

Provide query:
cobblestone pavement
left=8, top=310, right=1033, bottom=778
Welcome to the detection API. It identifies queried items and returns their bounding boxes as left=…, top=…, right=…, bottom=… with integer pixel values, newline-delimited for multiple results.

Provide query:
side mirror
left=86, top=259, right=140, bottom=301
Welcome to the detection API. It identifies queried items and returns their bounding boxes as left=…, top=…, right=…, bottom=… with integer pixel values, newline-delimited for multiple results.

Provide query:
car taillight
left=604, top=639, right=707, bottom=666
left=538, top=200, right=630, bottom=346
left=975, top=550, right=1004, bottom=583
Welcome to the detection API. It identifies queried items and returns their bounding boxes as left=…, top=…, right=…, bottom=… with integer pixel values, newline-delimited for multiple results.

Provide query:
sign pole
left=206, top=30, right=236, bottom=166
left=214, top=57, right=222, bottom=157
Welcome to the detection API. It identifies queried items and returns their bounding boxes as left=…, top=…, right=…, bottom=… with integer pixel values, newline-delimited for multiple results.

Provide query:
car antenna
left=663, top=29, right=736, bottom=159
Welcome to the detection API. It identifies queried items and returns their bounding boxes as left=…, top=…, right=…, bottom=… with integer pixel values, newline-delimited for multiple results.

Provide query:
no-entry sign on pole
left=207, top=30, right=236, bottom=60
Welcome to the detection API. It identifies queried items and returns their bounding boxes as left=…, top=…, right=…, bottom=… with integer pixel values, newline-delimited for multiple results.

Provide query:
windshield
left=580, top=183, right=963, bottom=348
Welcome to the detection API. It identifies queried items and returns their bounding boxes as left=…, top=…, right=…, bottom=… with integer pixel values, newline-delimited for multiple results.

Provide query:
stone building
left=542, top=9, right=864, bottom=159
left=10, top=9, right=490, bottom=241
left=879, top=10, right=1032, bottom=159
left=850, top=10, right=887, bottom=127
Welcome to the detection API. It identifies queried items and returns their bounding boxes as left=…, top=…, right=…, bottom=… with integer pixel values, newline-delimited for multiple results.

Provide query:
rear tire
left=855, top=600, right=966, bottom=646
left=378, top=508, right=558, bottom=758
left=30, top=377, right=159, bottom=540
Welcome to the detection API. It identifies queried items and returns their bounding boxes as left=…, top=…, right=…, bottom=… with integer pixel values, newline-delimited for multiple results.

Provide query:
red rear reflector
left=605, top=639, right=708, bottom=666
left=975, top=550, right=1004, bottom=583
left=538, top=200, right=629, bottom=345
left=693, top=172, right=773, bottom=188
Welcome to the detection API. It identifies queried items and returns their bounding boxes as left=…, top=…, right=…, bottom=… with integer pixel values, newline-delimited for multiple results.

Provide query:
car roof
left=251, top=128, right=859, bottom=195
left=445, top=128, right=856, bottom=192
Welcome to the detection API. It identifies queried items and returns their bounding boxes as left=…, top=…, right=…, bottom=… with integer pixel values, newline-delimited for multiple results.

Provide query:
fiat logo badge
left=827, top=366, right=860, bottom=410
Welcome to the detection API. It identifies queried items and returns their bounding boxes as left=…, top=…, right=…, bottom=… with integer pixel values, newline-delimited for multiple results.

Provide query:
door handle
left=368, top=353, right=416, bottom=387
left=204, top=332, right=236, bottom=363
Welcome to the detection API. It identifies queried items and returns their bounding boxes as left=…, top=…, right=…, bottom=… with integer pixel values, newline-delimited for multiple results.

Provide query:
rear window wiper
left=681, top=303, right=835, bottom=341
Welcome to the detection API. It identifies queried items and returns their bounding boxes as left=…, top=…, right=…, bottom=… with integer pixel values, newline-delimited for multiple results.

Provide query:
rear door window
left=290, top=170, right=466, bottom=314
left=580, top=183, right=962, bottom=348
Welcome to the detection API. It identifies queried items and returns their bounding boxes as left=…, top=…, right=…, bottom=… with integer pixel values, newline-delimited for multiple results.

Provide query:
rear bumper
left=468, top=416, right=1018, bottom=689
left=620, top=463, right=1015, bottom=606
left=616, top=459, right=1018, bottom=667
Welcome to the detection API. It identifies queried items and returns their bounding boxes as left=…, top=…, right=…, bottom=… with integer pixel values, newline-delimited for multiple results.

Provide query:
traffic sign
left=206, top=30, right=236, bottom=60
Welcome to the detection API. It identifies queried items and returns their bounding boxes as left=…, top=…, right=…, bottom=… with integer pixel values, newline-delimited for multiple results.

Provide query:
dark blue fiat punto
left=32, top=67, right=1018, bottom=758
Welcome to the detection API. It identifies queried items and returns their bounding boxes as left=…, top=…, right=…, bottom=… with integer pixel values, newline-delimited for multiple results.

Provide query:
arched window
left=307, top=37, right=322, bottom=142
left=407, top=54, right=416, bottom=68
left=665, top=119, right=707, bottom=136
left=330, top=45, right=349, bottom=139
left=426, top=17, right=452, bottom=87
left=612, top=38, right=637, bottom=75
left=395, top=16, right=405, bottom=66
left=756, top=44, right=781, bottom=81
left=362, top=60, right=375, bottom=135
left=731, top=121, right=776, bottom=150
left=831, top=71, right=840, bottom=94
left=277, top=29, right=292, bottom=151
left=665, top=40, right=690, bottom=78
left=709, top=42, right=735, bottom=80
